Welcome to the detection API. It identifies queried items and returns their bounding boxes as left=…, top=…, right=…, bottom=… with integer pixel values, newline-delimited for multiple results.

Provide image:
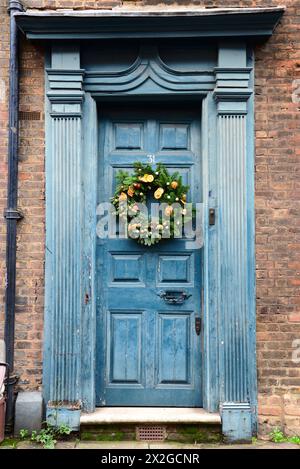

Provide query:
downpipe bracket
left=7, top=1, right=24, bottom=13
left=4, top=208, right=23, bottom=220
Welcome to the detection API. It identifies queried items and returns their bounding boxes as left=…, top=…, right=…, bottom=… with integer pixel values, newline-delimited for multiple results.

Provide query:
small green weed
left=269, top=427, right=300, bottom=445
left=289, top=435, right=300, bottom=445
left=19, top=429, right=29, bottom=439
left=0, top=438, right=19, bottom=448
left=20, top=423, right=71, bottom=449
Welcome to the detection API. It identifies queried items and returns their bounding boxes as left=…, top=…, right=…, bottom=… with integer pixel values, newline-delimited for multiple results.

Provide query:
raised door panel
left=107, top=311, right=143, bottom=385
left=157, top=312, right=192, bottom=385
left=157, top=254, right=193, bottom=286
left=159, top=123, right=190, bottom=150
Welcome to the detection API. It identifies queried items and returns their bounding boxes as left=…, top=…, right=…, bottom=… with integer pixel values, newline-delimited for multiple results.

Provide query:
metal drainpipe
left=4, top=0, right=24, bottom=433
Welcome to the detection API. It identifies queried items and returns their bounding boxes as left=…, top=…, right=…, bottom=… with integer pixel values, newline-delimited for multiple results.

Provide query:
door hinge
left=195, top=317, right=201, bottom=336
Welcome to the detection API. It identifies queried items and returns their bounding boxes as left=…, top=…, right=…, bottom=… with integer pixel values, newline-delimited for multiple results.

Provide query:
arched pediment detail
left=83, top=45, right=215, bottom=95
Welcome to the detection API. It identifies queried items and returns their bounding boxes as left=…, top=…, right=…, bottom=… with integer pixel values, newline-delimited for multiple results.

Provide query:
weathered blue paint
left=46, top=406, right=81, bottom=432
left=40, top=7, right=283, bottom=437
left=222, top=403, right=252, bottom=443
left=96, top=106, right=202, bottom=406
left=15, top=8, right=285, bottom=40
left=214, top=42, right=256, bottom=441
left=201, top=93, right=219, bottom=413
left=44, top=44, right=84, bottom=429
left=43, top=39, right=257, bottom=435
left=80, top=93, right=98, bottom=412
left=83, top=45, right=216, bottom=95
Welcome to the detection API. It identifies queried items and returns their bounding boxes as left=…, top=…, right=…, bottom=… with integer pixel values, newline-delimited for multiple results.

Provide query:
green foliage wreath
left=111, top=162, right=191, bottom=246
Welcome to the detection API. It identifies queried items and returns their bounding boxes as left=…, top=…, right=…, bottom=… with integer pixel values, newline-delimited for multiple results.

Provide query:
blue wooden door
left=96, top=103, right=202, bottom=407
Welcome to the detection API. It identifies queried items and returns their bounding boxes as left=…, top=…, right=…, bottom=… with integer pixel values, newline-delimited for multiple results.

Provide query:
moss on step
left=80, top=423, right=222, bottom=443
left=80, top=425, right=134, bottom=441
left=81, top=430, right=125, bottom=442
left=0, top=437, right=19, bottom=448
left=170, top=425, right=222, bottom=444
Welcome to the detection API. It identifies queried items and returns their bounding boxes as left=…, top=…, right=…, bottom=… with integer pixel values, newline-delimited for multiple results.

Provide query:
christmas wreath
left=111, top=162, right=192, bottom=246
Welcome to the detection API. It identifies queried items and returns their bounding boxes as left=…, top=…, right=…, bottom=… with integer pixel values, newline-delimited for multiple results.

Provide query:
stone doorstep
left=80, top=407, right=221, bottom=426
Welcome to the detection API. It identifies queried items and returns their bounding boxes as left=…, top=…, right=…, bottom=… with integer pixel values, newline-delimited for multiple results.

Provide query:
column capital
left=47, top=68, right=85, bottom=117
left=47, top=44, right=85, bottom=117
left=214, top=42, right=252, bottom=114
left=213, top=67, right=252, bottom=114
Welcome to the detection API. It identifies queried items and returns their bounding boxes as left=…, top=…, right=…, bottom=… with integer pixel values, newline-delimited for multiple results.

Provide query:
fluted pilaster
left=214, top=42, right=255, bottom=442
left=44, top=45, right=84, bottom=429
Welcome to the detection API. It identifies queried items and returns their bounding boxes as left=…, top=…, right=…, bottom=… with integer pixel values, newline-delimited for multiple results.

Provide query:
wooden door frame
left=43, top=38, right=257, bottom=442
left=78, top=44, right=222, bottom=417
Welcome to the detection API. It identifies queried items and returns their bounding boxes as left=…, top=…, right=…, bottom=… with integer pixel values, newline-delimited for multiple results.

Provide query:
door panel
left=96, top=103, right=202, bottom=407
left=108, top=311, right=143, bottom=384
left=157, top=312, right=191, bottom=385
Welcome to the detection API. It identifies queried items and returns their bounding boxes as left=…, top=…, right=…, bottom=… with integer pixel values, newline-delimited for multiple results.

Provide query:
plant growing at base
left=20, top=423, right=71, bottom=449
left=270, top=427, right=300, bottom=445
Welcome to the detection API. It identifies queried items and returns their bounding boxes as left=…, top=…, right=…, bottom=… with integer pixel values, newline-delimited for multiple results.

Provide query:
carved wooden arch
left=83, top=44, right=215, bottom=95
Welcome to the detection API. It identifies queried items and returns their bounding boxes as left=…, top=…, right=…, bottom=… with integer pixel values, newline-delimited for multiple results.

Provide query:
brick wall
left=0, top=0, right=299, bottom=436
left=0, top=0, right=45, bottom=389
left=0, top=2, right=9, bottom=349
left=252, top=1, right=300, bottom=435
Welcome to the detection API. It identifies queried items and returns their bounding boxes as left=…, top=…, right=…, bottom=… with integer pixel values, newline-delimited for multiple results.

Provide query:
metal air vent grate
left=19, top=111, right=41, bottom=121
left=136, top=425, right=166, bottom=441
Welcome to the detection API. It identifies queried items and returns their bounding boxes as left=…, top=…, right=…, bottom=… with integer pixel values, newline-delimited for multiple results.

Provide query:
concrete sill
left=80, top=407, right=221, bottom=425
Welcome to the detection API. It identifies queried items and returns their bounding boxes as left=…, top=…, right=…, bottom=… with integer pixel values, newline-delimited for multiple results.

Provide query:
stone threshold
left=80, top=407, right=221, bottom=425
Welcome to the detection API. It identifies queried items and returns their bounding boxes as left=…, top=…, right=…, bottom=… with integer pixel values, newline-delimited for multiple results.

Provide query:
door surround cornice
left=16, top=7, right=284, bottom=40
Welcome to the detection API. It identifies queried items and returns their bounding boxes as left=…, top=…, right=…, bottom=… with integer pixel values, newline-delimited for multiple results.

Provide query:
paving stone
left=56, top=441, right=77, bottom=449
left=148, top=442, right=204, bottom=449
left=76, top=441, right=149, bottom=449
left=17, top=441, right=41, bottom=449
left=255, top=442, right=300, bottom=450
left=1, top=439, right=298, bottom=450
